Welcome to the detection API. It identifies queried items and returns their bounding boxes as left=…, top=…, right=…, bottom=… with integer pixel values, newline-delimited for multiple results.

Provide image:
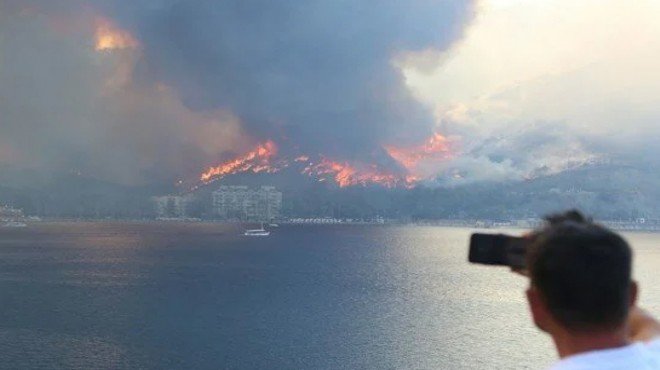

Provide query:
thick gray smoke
left=105, top=0, right=474, bottom=155
left=0, top=0, right=476, bottom=184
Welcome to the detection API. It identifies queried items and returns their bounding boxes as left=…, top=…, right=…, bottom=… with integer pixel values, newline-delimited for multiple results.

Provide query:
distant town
left=2, top=181, right=659, bottom=232
left=153, top=185, right=283, bottom=222
left=2, top=159, right=660, bottom=229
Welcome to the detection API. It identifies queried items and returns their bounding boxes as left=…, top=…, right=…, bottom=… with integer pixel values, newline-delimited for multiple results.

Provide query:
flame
left=385, top=133, right=452, bottom=172
left=197, top=132, right=455, bottom=188
left=95, top=17, right=138, bottom=51
left=200, top=140, right=279, bottom=182
left=303, top=159, right=403, bottom=188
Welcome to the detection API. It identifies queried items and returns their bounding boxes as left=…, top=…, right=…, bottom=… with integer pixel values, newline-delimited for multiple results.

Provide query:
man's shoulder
left=549, top=340, right=660, bottom=370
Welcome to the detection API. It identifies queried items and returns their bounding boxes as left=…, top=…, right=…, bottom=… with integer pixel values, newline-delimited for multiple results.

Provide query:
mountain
left=1, top=161, right=659, bottom=220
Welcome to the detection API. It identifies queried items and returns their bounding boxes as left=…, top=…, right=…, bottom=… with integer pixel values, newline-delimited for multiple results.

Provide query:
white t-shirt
left=549, top=339, right=660, bottom=370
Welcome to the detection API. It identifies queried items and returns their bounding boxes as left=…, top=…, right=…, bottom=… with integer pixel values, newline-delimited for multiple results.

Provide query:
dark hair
left=527, top=210, right=633, bottom=331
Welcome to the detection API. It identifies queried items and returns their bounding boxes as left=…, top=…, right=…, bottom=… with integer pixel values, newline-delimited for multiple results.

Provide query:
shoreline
left=7, top=218, right=659, bottom=233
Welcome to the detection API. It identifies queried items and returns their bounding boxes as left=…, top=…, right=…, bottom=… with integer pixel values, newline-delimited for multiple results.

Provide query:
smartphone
left=468, top=233, right=526, bottom=268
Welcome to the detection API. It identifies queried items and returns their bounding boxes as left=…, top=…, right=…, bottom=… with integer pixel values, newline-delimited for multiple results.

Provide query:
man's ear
left=630, top=281, right=638, bottom=308
left=527, top=286, right=549, bottom=333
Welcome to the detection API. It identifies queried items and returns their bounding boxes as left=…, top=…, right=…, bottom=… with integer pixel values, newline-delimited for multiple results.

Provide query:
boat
left=268, top=223, right=279, bottom=227
left=244, top=223, right=270, bottom=236
left=2, top=221, right=28, bottom=228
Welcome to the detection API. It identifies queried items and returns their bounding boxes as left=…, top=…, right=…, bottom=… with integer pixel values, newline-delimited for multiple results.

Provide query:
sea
left=0, top=223, right=659, bottom=370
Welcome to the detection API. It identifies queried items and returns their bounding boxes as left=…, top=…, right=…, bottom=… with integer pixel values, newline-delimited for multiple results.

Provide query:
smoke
left=402, top=0, right=660, bottom=184
left=0, top=2, right=252, bottom=184
left=107, top=0, right=476, bottom=156
left=0, top=0, right=476, bottom=184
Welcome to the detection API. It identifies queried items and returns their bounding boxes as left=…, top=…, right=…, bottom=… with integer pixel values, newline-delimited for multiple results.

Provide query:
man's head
left=525, top=210, right=636, bottom=335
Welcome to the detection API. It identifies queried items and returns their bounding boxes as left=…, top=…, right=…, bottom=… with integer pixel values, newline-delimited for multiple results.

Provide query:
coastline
left=7, top=218, right=659, bottom=233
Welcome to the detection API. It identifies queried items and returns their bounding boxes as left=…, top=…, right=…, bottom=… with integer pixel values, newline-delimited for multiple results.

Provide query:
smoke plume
left=0, top=0, right=476, bottom=185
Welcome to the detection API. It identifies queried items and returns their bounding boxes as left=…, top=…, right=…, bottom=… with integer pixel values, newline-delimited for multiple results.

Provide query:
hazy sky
left=1, top=0, right=658, bottom=186
left=401, top=0, right=660, bottom=182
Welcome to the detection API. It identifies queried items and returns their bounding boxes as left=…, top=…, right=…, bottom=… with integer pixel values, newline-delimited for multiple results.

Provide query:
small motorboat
left=244, top=223, right=270, bottom=236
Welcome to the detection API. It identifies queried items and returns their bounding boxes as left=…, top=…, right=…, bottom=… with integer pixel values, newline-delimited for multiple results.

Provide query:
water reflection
left=0, top=223, right=657, bottom=369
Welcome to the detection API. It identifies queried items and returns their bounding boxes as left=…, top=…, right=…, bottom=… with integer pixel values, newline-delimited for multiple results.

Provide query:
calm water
left=0, top=223, right=659, bottom=370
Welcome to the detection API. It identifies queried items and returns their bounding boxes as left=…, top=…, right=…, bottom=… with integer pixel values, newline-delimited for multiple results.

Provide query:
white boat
left=268, top=223, right=279, bottom=227
left=2, top=221, right=28, bottom=228
left=244, top=223, right=270, bottom=236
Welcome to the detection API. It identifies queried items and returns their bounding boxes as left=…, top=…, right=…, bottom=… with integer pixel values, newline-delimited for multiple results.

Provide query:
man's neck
left=553, top=327, right=630, bottom=359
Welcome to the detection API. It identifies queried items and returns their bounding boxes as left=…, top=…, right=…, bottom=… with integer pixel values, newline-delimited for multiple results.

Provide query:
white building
left=152, top=195, right=187, bottom=218
left=212, top=185, right=282, bottom=221
left=0, top=206, right=24, bottom=221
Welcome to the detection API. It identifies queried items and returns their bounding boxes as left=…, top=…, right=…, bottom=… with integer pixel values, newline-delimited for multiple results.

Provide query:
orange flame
left=303, top=159, right=403, bottom=188
left=385, top=133, right=452, bottom=172
left=197, top=132, right=455, bottom=188
left=200, top=140, right=279, bottom=182
left=95, top=17, right=138, bottom=51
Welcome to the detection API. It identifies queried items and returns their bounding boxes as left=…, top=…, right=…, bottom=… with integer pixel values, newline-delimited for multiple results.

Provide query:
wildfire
left=385, top=133, right=452, bottom=172
left=95, top=17, right=138, bottom=51
left=197, top=132, right=455, bottom=188
left=303, top=159, right=403, bottom=188
left=200, top=140, right=280, bottom=182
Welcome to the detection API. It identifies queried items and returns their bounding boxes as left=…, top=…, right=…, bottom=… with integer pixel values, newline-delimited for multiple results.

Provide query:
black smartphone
left=468, top=233, right=526, bottom=268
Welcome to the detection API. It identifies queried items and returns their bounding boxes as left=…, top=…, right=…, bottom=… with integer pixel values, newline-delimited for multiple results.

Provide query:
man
left=520, top=210, right=660, bottom=369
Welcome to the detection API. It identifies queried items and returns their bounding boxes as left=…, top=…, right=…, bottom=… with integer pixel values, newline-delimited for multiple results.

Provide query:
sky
left=1, top=0, right=659, bottom=187
left=402, top=0, right=660, bottom=182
